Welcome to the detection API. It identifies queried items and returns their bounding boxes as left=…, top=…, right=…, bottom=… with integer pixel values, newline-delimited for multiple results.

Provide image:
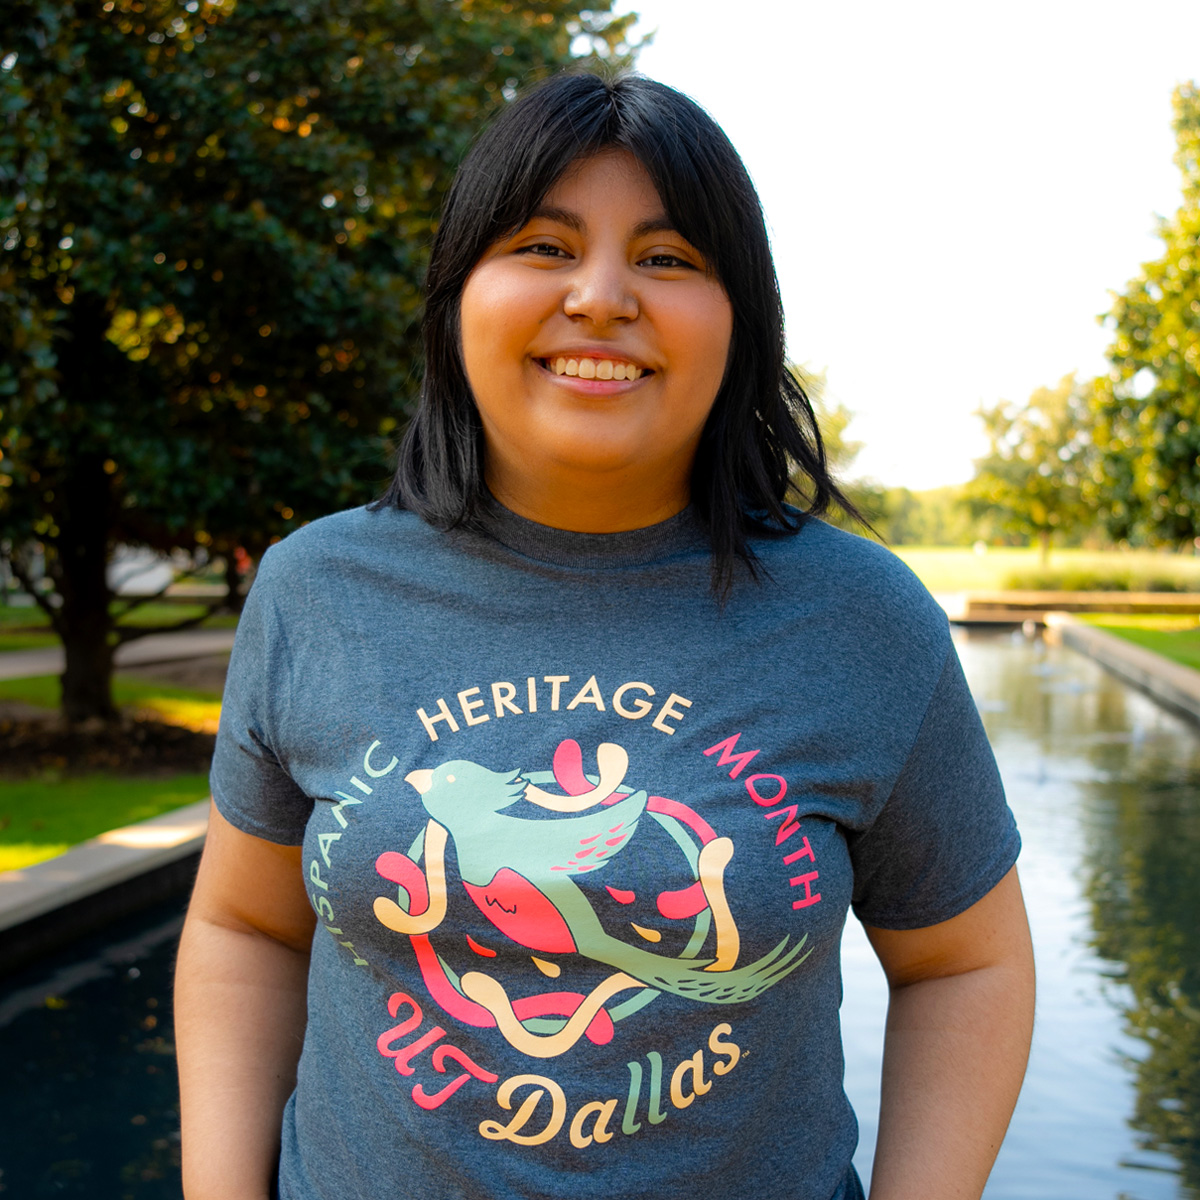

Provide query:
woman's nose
left=562, top=256, right=639, bottom=324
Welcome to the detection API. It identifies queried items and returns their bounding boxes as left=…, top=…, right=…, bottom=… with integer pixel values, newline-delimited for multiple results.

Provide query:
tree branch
left=112, top=603, right=224, bottom=646
left=110, top=577, right=175, bottom=619
left=110, top=557, right=213, bottom=619
left=7, top=553, right=65, bottom=638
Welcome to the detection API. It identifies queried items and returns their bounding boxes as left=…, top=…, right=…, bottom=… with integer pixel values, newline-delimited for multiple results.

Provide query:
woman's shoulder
left=761, top=514, right=934, bottom=595
left=752, top=515, right=950, bottom=648
left=254, top=504, right=423, bottom=571
left=247, top=504, right=443, bottom=606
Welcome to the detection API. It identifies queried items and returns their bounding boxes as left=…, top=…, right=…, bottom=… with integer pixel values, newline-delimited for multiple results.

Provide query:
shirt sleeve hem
left=210, top=780, right=309, bottom=847
left=850, top=829, right=1021, bottom=931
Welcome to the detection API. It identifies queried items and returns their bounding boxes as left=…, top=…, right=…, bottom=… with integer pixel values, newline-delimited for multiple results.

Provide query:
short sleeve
left=849, top=644, right=1020, bottom=929
left=209, top=550, right=314, bottom=845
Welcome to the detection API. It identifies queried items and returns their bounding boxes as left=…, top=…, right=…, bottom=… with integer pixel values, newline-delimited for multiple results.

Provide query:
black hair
left=377, top=70, right=863, bottom=597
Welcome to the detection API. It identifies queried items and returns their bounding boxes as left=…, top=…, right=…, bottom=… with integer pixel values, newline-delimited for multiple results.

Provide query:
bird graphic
left=373, top=750, right=811, bottom=1028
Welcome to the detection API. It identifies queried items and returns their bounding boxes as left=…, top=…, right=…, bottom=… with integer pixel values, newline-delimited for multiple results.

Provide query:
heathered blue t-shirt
left=210, top=502, right=1019, bottom=1200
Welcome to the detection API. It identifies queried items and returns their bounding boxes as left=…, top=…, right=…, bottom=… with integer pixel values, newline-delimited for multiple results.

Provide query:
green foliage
left=875, top=485, right=977, bottom=547
left=1003, top=566, right=1193, bottom=591
left=964, top=374, right=1092, bottom=562
left=0, top=0, right=634, bottom=718
left=0, top=672, right=222, bottom=707
left=894, top=546, right=1200, bottom=594
left=1091, top=82, right=1200, bottom=549
left=791, top=365, right=887, bottom=532
left=1083, top=614, right=1200, bottom=669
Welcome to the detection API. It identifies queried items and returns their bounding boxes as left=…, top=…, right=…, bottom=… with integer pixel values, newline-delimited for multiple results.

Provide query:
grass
left=0, top=671, right=221, bottom=871
left=893, top=547, right=1200, bottom=594
left=1079, top=613, right=1200, bottom=673
left=0, top=602, right=239, bottom=653
left=0, top=773, right=210, bottom=872
left=0, top=631, right=60, bottom=653
left=0, top=674, right=223, bottom=731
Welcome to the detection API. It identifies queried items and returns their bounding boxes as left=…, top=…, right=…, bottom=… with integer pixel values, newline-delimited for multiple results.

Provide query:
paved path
left=0, top=628, right=237, bottom=682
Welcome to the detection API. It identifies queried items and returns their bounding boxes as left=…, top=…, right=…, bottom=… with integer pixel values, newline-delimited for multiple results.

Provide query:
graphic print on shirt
left=308, top=684, right=832, bottom=1152
left=370, top=738, right=812, bottom=1058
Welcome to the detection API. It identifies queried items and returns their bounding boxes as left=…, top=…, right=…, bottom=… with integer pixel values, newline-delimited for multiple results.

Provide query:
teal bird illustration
left=401, top=758, right=810, bottom=1005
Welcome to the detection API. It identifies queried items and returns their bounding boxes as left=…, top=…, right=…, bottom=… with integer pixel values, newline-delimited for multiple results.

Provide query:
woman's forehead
left=536, top=150, right=669, bottom=224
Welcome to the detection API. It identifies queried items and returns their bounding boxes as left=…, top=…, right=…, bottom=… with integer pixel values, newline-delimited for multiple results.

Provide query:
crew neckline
left=477, top=498, right=708, bottom=569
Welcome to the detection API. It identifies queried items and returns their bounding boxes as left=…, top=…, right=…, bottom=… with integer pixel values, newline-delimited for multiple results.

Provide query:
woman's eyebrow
left=527, top=205, right=584, bottom=232
left=630, top=215, right=678, bottom=239
left=524, top=207, right=680, bottom=240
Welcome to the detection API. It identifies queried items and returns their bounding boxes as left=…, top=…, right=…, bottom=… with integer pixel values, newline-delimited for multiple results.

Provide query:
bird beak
left=405, top=769, right=434, bottom=795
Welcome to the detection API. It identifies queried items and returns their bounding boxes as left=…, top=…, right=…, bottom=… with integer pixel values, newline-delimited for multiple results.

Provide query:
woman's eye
left=517, top=242, right=568, bottom=259
left=641, top=253, right=694, bottom=270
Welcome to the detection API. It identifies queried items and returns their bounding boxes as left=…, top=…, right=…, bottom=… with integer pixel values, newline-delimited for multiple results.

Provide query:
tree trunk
left=1039, top=529, right=1051, bottom=567
left=223, top=552, right=245, bottom=614
left=56, top=458, right=117, bottom=724
left=50, top=296, right=122, bottom=725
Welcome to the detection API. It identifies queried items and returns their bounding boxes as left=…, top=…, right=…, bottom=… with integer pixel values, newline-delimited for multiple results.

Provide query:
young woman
left=176, top=72, right=1034, bottom=1200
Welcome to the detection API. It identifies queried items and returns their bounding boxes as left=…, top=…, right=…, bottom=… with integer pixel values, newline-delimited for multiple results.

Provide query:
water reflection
left=1084, top=745, right=1200, bottom=1193
left=876, top=630, right=1200, bottom=1199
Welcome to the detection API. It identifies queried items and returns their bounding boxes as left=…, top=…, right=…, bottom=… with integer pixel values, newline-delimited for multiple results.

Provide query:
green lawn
left=0, top=672, right=222, bottom=871
left=0, top=631, right=60, bottom=653
left=1079, top=613, right=1200, bottom=673
left=893, top=547, right=1200, bottom=594
left=0, top=673, right=222, bottom=729
left=0, top=603, right=238, bottom=653
left=0, top=773, right=210, bottom=872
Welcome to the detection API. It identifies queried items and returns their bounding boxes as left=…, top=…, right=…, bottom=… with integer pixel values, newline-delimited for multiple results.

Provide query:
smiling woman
left=175, top=72, right=1033, bottom=1200
left=459, top=151, right=733, bottom=531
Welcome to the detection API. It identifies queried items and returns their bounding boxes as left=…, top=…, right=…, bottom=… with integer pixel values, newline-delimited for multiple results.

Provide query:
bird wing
left=537, top=787, right=649, bottom=875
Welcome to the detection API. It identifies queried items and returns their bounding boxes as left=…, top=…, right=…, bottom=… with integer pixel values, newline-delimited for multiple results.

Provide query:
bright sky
left=611, top=0, right=1200, bottom=489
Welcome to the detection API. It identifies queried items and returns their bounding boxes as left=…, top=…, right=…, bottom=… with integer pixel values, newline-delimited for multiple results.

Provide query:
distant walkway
left=0, top=628, right=237, bottom=682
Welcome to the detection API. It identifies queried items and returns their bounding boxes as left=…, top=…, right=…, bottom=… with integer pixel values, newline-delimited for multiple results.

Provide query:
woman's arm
left=862, top=866, right=1035, bottom=1200
left=175, top=802, right=317, bottom=1200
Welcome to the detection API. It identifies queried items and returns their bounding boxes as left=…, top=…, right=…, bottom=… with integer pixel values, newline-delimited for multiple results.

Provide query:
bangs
left=432, top=74, right=764, bottom=300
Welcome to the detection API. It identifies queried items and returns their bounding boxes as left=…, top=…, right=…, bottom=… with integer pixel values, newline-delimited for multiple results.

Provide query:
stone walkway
left=0, top=627, right=237, bottom=682
left=1045, top=613, right=1200, bottom=726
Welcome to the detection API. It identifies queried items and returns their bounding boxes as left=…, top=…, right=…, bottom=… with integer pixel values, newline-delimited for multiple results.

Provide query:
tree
left=963, top=374, right=1092, bottom=563
left=1091, top=82, right=1200, bottom=550
left=875, top=485, right=978, bottom=547
left=789, top=365, right=886, bottom=533
left=0, top=0, right=634, bottom=722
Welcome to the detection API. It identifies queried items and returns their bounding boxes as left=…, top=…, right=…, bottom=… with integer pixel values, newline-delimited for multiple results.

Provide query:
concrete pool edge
left=1045, top=613, right=1200, bottom=726
left=0, top=801, right=208, bottom=974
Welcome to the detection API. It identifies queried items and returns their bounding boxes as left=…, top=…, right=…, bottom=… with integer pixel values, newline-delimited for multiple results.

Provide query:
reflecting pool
left=2, top=630, right=1200, bottom=1197
left=847, top=630, right=1200, bottom=1198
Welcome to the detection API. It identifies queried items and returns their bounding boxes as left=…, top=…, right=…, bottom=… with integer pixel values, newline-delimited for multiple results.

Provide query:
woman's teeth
left=548, top=357, right=643, bottom=381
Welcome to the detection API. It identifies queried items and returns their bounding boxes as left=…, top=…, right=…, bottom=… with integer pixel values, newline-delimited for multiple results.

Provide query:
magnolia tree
left=1091, top=82, right=1200, bottom=550
left=0, top=0, right=634, bottom=722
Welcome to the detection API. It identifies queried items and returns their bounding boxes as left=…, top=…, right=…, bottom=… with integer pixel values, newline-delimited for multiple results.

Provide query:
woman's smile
left=458, top=149, right=733, bottom=531
left=536, top=355, right=648, bottom=382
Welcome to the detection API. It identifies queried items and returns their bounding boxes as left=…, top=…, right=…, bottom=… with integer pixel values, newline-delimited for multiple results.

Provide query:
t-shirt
left=210, top=501, right=1019, bottom=1200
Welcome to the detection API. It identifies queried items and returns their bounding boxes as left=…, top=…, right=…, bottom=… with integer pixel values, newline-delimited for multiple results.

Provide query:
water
left=2, top=629, right=1199, bottom=1197
left=847, top=630, right=1200, bottom=1198
left=0, top=901, right=187, bottom=1197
